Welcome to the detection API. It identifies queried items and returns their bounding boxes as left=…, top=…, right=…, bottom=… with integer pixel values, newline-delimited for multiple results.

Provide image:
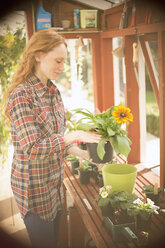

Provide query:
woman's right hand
left=64, top=130, right=101, bottom=146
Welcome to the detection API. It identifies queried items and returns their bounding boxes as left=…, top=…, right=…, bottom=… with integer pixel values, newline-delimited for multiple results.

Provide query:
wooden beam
left=139, top=36, right=159, bottom=107
left=125, top=36, right=140, bottom=163
left=25, top=1, right=34, bottom=39
left=100, top=38, right=114, bottom=111
left=100, top=22, right=165, bottom=39
left=158, top=31, right=165, bottom=188
left=91, top=36, right=103, bottom=112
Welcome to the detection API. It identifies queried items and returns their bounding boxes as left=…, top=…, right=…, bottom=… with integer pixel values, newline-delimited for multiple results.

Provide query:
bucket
left=102, top=164, right=137, bottom=193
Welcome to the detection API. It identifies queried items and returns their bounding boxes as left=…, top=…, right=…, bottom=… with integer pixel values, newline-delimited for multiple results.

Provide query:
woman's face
left=35, top=43, right=67, bottom=83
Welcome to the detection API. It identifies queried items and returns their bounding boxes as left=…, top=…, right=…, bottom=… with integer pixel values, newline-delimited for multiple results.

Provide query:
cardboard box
left=80, top=10, right=98, bottom=28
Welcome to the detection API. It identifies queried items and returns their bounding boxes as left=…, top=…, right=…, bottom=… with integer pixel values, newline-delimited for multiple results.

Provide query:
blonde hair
left=4, top=28, right=67, bottom=118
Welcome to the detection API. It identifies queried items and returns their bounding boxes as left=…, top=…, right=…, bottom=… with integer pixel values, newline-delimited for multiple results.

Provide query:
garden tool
left=119, top=1, right=129, bottom=29
left=133, top=41, right=139, bottom=88
left=112, top=37, right=125, bottom=58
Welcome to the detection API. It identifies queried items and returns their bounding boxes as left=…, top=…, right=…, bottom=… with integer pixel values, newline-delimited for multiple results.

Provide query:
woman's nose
left=59, top=62, right=65, bottom=71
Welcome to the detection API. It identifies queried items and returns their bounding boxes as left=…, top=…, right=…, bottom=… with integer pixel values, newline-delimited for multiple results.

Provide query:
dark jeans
left=24, top=211, right=62, bottom=248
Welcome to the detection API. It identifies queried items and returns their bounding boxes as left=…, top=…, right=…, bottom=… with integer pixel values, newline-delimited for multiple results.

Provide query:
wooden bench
left=62, top=161, right=165, bottom=248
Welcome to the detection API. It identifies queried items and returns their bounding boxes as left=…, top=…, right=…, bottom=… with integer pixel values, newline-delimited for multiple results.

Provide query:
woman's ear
left=35, top=52, right=42, bottom=62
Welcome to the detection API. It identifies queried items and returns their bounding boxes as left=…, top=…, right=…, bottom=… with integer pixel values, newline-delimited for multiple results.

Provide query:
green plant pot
left=102, top=164, right=137, bottom=193
left=103, top=216, right=137, bottom=242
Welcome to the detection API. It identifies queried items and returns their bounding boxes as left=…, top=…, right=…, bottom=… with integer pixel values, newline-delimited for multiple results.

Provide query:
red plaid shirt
left=8, top=75, right=68, bottom=221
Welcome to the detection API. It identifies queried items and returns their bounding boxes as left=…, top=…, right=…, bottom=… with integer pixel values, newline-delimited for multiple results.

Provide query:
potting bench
left=62, top=160, right=165, bottom=248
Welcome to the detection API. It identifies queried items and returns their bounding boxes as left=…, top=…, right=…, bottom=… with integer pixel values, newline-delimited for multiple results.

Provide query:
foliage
left=0, top=25, right=26, bottom=165
left=66, top=154, right=79, bottom=162
left=127, top=198, right=160, bottom=221
left=97, top=185, right=112, bottom=207
left=76, top=159, right=92, bottom=172
left=72, top=105, right=133, bottom=159
left=96, top=188, right=137, bottom=210
left=142, top=185, right=162, bottom=194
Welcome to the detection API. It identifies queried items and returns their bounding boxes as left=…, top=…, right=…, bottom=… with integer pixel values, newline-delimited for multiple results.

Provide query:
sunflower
left=112, top=104, right=133, bottom=124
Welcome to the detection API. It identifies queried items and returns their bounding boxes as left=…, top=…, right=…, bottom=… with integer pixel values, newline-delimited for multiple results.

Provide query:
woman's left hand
left=67, top=145, right=89, bottom=160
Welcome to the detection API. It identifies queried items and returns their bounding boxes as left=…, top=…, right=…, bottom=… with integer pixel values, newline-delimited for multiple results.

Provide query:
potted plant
left=127, top=198, right=160, bottom=232
left=66, top=155, right=79, bottom=175
left=96, top=185, right=114, bottom=217
left=142, top=184, right=163, bottom=205
left=101, top=190, right=138, bottom=242
left=73, top=104, right=133, bottom=161
left=76, top=159, right=92, bottom=184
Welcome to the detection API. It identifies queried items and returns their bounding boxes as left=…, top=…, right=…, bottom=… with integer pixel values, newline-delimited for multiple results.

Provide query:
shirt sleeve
left=8, top=89, right=66, bottom=160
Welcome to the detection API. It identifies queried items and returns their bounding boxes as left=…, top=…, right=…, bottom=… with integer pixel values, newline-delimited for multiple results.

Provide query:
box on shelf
left=80, top=10, right=98, bottom=28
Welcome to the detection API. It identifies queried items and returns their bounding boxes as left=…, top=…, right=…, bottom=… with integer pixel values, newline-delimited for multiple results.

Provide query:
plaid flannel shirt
left=8, top=75, right=68, bottom=221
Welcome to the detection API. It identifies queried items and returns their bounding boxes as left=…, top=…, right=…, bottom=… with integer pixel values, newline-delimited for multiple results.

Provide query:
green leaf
left=98, top=197, right=110, bottom=207
left=76, top=123, right=95, bottom=131
left=97, top=138, right=106, bottom=160
left=109, top=135, right=131, bottom=157
left=107, top=126, right=115, bottom=136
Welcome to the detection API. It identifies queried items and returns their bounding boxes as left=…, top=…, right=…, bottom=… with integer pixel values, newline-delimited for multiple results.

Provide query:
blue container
left=73, top=9, right=80, bottom=29
left=35, top=4, right=52, bottom=30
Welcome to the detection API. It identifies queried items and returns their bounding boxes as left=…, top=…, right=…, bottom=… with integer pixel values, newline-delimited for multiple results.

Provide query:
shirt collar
left=28, top=75, right=48, bottom=97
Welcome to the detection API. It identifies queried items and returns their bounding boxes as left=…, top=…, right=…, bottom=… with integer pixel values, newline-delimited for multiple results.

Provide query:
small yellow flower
left=112, top=104, right=133, bottom=125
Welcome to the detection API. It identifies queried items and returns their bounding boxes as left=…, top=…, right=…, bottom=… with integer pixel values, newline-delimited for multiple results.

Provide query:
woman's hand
left=64, top=130, right=101, bottom=146
left=67, top=145, right=90, bottom=160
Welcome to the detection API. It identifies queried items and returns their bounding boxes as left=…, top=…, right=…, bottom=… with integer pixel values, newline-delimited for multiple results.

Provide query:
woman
left=5, top=28, right=100, bottom=248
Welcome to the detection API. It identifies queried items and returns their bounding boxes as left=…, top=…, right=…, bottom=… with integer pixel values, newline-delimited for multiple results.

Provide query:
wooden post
left=92, top=36, right=103, bottom=112
left=100, top=38, right=114, bottom=111
left=158, top=31, right=165, bottom=188
left=25, top=1, right=35, bottom=39
left=125, top=35, right=140, bottom=163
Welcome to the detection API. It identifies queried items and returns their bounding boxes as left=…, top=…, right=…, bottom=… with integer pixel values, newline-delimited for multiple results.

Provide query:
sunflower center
left=120, top=112, right=126, bottom=117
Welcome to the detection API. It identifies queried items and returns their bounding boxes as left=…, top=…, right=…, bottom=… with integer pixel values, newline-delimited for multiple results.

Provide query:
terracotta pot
left=86, top=141, right=113, bottom=163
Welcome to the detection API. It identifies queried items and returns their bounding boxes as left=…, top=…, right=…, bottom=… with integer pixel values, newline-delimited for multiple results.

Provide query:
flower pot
left=102, top=164, right=137, bottom=193
left=97, top=174, right=104, bottom=187
left=136, top=215, right=152, bottom=232
left=145, top=192, right=161, bottom=206
left=70, top=161, right=79, bottom=175
left=100, top=204, right=114, bottom=218
left=90, top=164, right=98, bottom=178
left=79, top=142, right=87, bottom=150
left=78, top=170, right=90, bottom=184
left=86, top=141, right=113, bottom=163
left=103, top=216, right=136, bottom=242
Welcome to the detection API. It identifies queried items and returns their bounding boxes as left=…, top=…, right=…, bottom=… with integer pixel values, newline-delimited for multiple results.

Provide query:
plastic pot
left=145, top=192, right=161, bottom=205
left=102, top=164, right=137, bottom=193
left=70, top=161, right=79, bottom=175
left=100, top=203, right=114, bottom=218
left=78, top=170, right=90, bottom=184
left=136, top=215, right=152, bottom=232
left=86, top=141, right=113, bottom=163
left=103, top=216, right=137, bottom=242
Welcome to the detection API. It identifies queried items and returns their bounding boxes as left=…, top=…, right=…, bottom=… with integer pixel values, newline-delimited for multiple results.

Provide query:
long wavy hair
left=4, top=28, right=67, bottom=119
